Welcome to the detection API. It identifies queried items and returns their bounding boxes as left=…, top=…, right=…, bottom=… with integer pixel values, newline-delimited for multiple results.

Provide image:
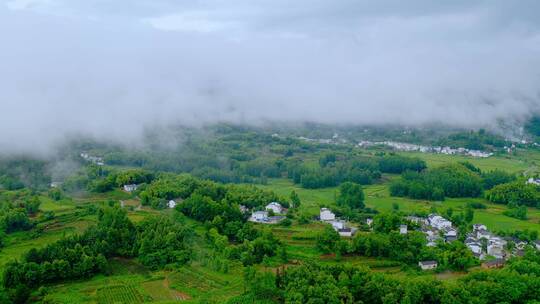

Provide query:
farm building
left=418, top=261, right=438, bottom=270
left=123, top=184, right=139, bottom=192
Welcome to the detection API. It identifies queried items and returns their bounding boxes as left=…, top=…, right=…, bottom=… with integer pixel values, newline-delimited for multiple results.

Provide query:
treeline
left=1, top=207, right=192, bottom=302
left=390, top=163, right=515, bottom=200
left=0, top=158, right=51, bottom=190
left=233, top=251, right=540, bottom=304
left=436, top=129, right=508, bottom=150
left=287, top=154, right=425, bottom=189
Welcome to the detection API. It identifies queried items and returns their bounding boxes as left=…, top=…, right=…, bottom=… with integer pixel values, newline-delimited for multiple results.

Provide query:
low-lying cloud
left=1, top=0, right=540, bottom=154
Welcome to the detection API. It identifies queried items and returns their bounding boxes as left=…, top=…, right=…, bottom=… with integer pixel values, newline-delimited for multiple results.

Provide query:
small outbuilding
left=418, top=260, right=438, bottom=270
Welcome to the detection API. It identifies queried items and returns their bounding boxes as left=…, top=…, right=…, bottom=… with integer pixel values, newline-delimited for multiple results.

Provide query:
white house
left=406, top=216, right=426, bottom=225
left=320, top=208, right=336, bottom=221
left=250, top=211, right=269, bottom=222
left=168, top=200, right=177, bottom=209
left=476, top=229, right=492, bottom=240
left=527, top=178, right=540, bottom=186
left=466, top=241, right=483, bottom=256
left=400, top=225, right=408, bottom=234
left=472, top=224, right=487, bottom=232
left=487, top=244, right=505, bottom=259
left=331, top=220, right=346, bottom=230
left=239, top=205, right=249, bottom=214
left=50, top=182, right=62, bottom=188
left=266, top=202, right=284, bottom=214
left=428, top=214, right=452, bottom=230
left=366, top=218, right=373, bottom=226
left=535, top=240, right=540, bottom=251
left=123, top=184, right=138, bottom=192
left=418, top=261, right=438, bottom=270
left=338, top=228, right=354, bottom=237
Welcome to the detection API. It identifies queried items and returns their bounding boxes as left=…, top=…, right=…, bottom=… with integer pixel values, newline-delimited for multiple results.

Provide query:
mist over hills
left=1, top=0, right=540, bottom=154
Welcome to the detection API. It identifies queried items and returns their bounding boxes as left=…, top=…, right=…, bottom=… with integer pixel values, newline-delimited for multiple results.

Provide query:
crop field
left=97, top=284, right=145, bottom=304
left=168, top=264, right=244, bottom=302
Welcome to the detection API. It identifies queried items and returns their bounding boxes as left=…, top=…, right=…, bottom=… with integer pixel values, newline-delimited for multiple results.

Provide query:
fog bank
left=1, top=0, right=540, bottom=154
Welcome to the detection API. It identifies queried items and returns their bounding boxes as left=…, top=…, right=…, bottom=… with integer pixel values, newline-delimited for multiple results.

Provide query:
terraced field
left=97, top=284, right=145, bottom=304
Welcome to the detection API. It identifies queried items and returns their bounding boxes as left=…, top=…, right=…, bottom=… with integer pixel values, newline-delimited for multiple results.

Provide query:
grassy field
left=397, top=151, right=530, bottom=173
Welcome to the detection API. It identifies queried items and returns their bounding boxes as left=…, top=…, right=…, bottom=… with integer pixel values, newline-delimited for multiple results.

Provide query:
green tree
left=290, top=190, right=301, bottom=208
left=336, top=182, right=365, bottom=209
left=316, top=226, right=340, bottom=254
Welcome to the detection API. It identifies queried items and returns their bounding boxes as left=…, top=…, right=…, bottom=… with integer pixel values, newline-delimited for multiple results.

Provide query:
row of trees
left=390, top=163, right=515, bottom=201
left=287, top=154, right=426, bottom=189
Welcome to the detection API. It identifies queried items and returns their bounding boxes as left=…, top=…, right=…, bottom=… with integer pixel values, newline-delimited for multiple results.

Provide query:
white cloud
left=5, top=0, right=51, bottom=10
left=143, top=12, right=238, bottom=33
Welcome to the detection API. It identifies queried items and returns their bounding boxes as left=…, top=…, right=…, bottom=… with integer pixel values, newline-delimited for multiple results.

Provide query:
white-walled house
left=338, top=228, right=354, bottom=237
left=123, top=184, right=138, bottom=192
left=428, top=214, right=452, bottom=230
left=418, top=261, right=438, bottom=270
left=320, top=208, right=336, bottom=221
left=527, top=178, right=540, bottom=186
left=400, top=225, right=408, bottom=234
left=487, top=244, right=505, bottom=259
left=239, top=205, right=249, bottom=214
left=366, top=218, right=373, bottom=226
left=331, top=220, right=346, bottom=230
left=250, top=211, right=269, bottom=222
left=473, top=224, right=487, bottom=231
left=168, top=200, right=177, bottom=209
left=266, top=202, right=284, bottom=214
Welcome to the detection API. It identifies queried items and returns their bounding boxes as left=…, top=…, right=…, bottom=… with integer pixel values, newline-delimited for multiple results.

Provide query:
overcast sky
left=1, top=0, right=540, bottom=153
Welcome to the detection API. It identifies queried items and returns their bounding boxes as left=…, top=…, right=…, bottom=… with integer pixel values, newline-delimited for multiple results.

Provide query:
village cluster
left=317, top=208, right=540, bottom=271
left=407, top=214, right=540, bottom=270
left=80, top=152, right=105, bottom=166
left=120, top=179, right=540, bottom=272
left=357, top=141, right=493, bottom=158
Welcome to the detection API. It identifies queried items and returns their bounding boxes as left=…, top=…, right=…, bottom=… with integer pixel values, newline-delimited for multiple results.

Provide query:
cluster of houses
left=407, top=214, right=458, bottom=247
left=80, top=152, right=105, bottom=166
left=357, top=141, right=493, bottom=158
left=319, top=208, right=358, bottom=237
left=297, top=134, right=348, bottom=145
left=415, top=219, right=540, bottom=271
left=464, top=224, right=540, bottom=267
left=247, top=202, right=287, bottom=224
